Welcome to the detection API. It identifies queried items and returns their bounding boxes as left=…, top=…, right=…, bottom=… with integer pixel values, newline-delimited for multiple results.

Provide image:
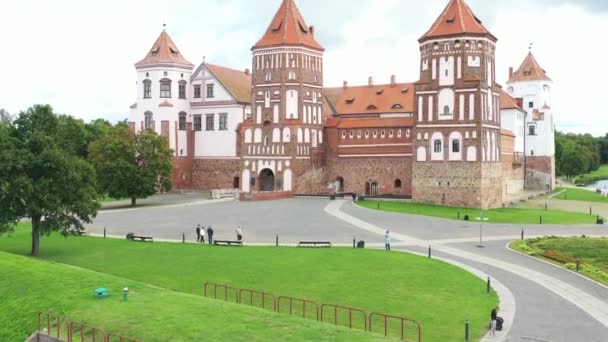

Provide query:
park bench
left=126, top=234, right=153, bottom=242
left=214, top=240, right=243, bottom=246
left=297, top=241, right=332, bottom=248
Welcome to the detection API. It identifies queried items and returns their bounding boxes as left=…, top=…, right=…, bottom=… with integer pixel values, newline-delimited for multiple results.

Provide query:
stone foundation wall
left=412, top=161, right=483, bottom=208
left=526, top=155, right=555, bottom=190
left=191, top=159, right=240, bottom=190
left=481, top=163, right=504, bottom=208
left=172, top=157, right=193, bottom=189
left=325, top=158, right=412, bottom=196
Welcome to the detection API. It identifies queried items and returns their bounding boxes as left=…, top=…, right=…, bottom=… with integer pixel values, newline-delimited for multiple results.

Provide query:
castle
left=128, top=0, right=556, bottom=209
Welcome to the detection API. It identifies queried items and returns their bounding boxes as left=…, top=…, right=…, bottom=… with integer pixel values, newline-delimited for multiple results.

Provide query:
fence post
left=576, top=258, right=581, bottom=272
left=276, top=234, right=279, bottom=247
left=458, top=211, right=460, bottom=220
left=103, top=226, right=106, bottom=238
left=521, top=229, right=524, bottom=240
left=545, top=202, right=548, bottom=211
left=353, top=236, right=356, bottom=248
left=590, top=207, right=593, bottom=215
left=428, top=245, right=432, bottom=259
left=182, top=233, right=185, bottom=244
left=487, top=277, right=491, bottom=294
left=465, top=320, right=470, bottom=342
left=539, top=216, right=542, bottom=225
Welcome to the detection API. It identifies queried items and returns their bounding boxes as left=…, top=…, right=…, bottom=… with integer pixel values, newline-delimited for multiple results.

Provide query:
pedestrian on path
left=195, top=225, right=201, bottom=243
left=236, top=226, right=243, bottom=241
left=490, top=305, right=499, bottom=336
left=200, top=225, right=205, bottom=244
left=207, top=226, right=214, bottom=245
left=384, top=230, right=391, bottom=251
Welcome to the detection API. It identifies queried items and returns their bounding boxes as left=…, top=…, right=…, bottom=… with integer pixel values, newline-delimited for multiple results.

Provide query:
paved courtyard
left=89, top=195, right=608, bottom=342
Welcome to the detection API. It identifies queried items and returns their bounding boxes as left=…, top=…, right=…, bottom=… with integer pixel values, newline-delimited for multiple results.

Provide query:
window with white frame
left=219, top=113, right=228, bottom=131
left=178, top=112, right=187, bottom=131
left=193, top=115, right=202, bottom=131
left=144, top=112, right=153, bottom=130
left=206, top=114, right=214, bottom=131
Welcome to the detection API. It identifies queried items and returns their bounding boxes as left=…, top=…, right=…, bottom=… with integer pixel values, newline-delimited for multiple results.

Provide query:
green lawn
left=511, top=237, right=608, bottom=286
left=357, top=200, right=597, bottom=224
left=0, top=224, right=497, bottom=342
left=0, top=251, right=379, bottom=342
left=574, top=164, right=608, bottom=186
left=553, top=187, right=608, bottom=203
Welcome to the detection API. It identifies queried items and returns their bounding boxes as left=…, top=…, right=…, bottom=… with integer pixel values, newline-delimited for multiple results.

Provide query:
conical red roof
left=253, top=0, right=323, bottom=51
left=509, top=53, right=551, bottom=82
left=136, top=30, right=194, bottom=68
left=419, top=0, right=496, bottom=42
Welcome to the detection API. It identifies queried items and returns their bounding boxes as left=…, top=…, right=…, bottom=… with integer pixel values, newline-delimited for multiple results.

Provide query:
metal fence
left=203, top=282, right=422, bottom=341
left=37, top=312, right=140, bottom=342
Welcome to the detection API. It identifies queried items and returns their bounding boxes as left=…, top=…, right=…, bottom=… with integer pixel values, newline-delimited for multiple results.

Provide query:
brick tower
left=412, top=0, right=503, bottom=209
left=240, top=0, right=325, bottom=199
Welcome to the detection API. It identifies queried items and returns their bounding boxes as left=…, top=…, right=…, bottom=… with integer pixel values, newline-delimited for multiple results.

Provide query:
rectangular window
left=206, top=84, right=215, bottom=98
left=206, top=114, right=215, bottom=131
left=193, top=115, right=202, bottom=131
left=194, top=85, right=201, bottom=99
left=179, top=84, right=186, bottom=99
left=144, top=114, right=153, bottom=130
left=144, top=83, right=151, bottom=99
left=528, top=102, right=534, bottom=108
left=179, top=114, right=186, bottom=131
left=160, top=82, right=171, bottom=98
left=219, top=113, right=228, bottom=131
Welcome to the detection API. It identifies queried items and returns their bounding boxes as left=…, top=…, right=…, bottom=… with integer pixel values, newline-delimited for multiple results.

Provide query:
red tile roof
left=509, top=53, right=551, bottom=82
left=499, top=89, right=521, bottom=110
left=337, top=117, right=414, bottom=129
left=323, top=83, right=415, bottom=116
left=253, top=0, right=323, bottom=51
left=206, top=63, right=252, bottom=104
left=419, top=0, right=496, bottom=42
left=136, top=30, right=194, bottom=68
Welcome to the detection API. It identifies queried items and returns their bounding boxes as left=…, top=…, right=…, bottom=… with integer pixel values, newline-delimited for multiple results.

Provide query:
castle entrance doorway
left=259, top=169, right=275, bottom=192
left=336, top=177, right=345, bottom=192
left=370, top=182, right=379, bottom=196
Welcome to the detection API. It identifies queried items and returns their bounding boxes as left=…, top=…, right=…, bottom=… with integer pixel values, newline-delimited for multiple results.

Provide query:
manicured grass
left=510, top=237, right=608, bottom=286
left=0, top=224, right=497, bottom=342
left=0, top=251, right=379, bottom=342
left=574, top=164, right=608, bottom=186
left=553, top=187, right=608, bottom=203
left=357, top=200, right=597, bottom=224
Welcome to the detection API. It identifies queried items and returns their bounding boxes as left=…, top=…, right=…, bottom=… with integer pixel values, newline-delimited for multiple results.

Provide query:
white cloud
left=0, top=0, right=605, bottom=136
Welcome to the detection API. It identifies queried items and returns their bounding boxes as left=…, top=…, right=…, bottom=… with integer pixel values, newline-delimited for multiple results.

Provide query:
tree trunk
left=31, top=215, right=41, bottom=257
left=131, top=197, right=137, bottom=207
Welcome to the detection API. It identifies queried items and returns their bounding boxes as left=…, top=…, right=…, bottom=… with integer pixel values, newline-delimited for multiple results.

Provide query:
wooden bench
left=297, top=241, right=332, bottom=248
left=214, top=240, right=243, bottom=246
left=128, top=235, right=153, bottom=242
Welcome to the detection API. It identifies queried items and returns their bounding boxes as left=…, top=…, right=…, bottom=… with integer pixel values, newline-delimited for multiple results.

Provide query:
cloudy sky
left=0, top=0, right=606, bottom=136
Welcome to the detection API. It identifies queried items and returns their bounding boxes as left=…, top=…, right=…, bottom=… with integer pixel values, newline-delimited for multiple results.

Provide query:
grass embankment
left=358, top=200, right=597, bottom=225
left=553, top=187, right=608, bottom=203
left=511, top=237, right=608, bottom=286
left=0, top=224, right=497, bottom=342
left=575, top=165, right=608, bottom=186
left=0, top=251, right=377, bottom=342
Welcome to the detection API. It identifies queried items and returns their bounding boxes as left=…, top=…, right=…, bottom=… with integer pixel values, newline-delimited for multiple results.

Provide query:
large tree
left=90, top=126, right=173, bottom=206
left=0, top=105, right=100, bottom=256
left=0, top=108, right=11, bottom=125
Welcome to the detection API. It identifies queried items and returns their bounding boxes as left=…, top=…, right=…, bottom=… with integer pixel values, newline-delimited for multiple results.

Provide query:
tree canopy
left=0, top=105, right=100, bottom=256
left=89, top=126, right=173, bottom=206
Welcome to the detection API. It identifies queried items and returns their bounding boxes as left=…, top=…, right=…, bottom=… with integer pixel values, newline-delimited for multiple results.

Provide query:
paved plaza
left=89, top=195, right=608, bottom=342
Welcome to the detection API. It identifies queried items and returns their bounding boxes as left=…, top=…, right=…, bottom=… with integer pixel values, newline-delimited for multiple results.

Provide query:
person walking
left=384, top=230, right=391, bottom=251
left=236, top=226, right=243, bottom=241
left=207, top=226, right=214, bottom=245
left=200, top=225, right=205, bottom=244
left=195, top=225, right=201, bottom=243
left=490, top=305, right=499, bottom=337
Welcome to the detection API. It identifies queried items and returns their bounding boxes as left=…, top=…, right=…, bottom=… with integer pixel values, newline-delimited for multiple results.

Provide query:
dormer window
left=272, top=20, right=283, bottom=33
left=401, top=87, right=409, bottom=94
left=367, top=105, right=377, bottom=110
left=346, top=98, right=355, bottom=104
left=446, top=16, right=456, bottom=24
left=151, top=48, right=159, bottom=56
left=524, top=71, right=532, bottom=76
left=169, top=48, right=178, bottom=56
left=392, top=104, right=403, bottom=109
left=376, top=89, right=384, bottom=95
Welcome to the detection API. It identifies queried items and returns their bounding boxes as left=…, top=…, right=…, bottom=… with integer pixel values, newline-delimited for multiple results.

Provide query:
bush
left=463, top=214, right=470, bottom=221
left=126, top=232, right=135, bottom=240
left=597, top=217, right=605, bottom=225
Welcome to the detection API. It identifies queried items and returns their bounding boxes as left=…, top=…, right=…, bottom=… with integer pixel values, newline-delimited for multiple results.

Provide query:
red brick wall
left=192, top=159, right=240, bottom=190
left=172, top=157, right=193, bottom=189
left=240, top=191, right=292, bottom=201
left=326, top=157, right=412, bottom=196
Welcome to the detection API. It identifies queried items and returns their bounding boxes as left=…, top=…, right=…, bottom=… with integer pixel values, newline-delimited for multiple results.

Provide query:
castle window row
left=255, top=52, right=322, bottom=72
left=341, top=128, right=410, bottom=140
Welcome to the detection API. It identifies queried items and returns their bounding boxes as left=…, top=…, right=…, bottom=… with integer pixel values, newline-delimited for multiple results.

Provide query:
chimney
left=343, top=81, right=348, bottom=89
left=244, top=68, right=250, bottom=76
left=310, top=25, right=315, bottom=37
left=368, top=77, right=373, bottom=87
left=390, top=75, right=396, bottom=87
left=509, top=67, right=514, bottom=80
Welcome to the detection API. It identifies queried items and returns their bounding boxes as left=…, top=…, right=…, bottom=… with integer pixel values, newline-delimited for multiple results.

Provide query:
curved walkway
left=330, top=200, right=608, bottom=342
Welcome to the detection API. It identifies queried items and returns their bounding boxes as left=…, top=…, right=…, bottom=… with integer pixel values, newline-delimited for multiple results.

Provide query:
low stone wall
left=240, top=191, right=292, bottom=201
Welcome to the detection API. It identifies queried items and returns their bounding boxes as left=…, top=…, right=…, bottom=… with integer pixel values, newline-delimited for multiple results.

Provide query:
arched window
left=406, top=129, right=411, bottom=138
left=373, top=130, right=378, bottom=139
left=265, top=73, right=272, bottom=81
left=381, top=130, right=386, bottom=138
left=434, top=140, right=442, bottom=153
left=143, top=79, right=152, bottom=99
left=265, top=91, right=271, bottom=108
left=289, top=71, right=296, bottom=80
left=159, top=79, right=171, bottom=98
left=389, top=129, right=394, bottom=138
left=397, top=129, right=402, bottom=138
left=394, top=179, right=402, bottom=189
left=264, top=136, right=270, bottom=146
left=341, top=130, right=346, bottom=139
left=144, top=112, right=154, bottom=130
left=365, top=130, right=370, bottom=139
left=357, top=130, right=362, bottom=139
left=178, top=112, right=187, bottom=131
left=349, top=130, right=354, bottom=139
left=178, top=80, right=187, bottom=99
left=452, top=139, right=460, bottom=153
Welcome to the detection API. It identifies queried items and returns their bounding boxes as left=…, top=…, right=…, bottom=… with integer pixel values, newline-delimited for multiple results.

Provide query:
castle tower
left=412, top=0, right=503, bottom=209
left=128, top=28, right=195, bottom=187
left=507, top=52, right=556, bottom=190
left=240, top=0, right=325, bottom=198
